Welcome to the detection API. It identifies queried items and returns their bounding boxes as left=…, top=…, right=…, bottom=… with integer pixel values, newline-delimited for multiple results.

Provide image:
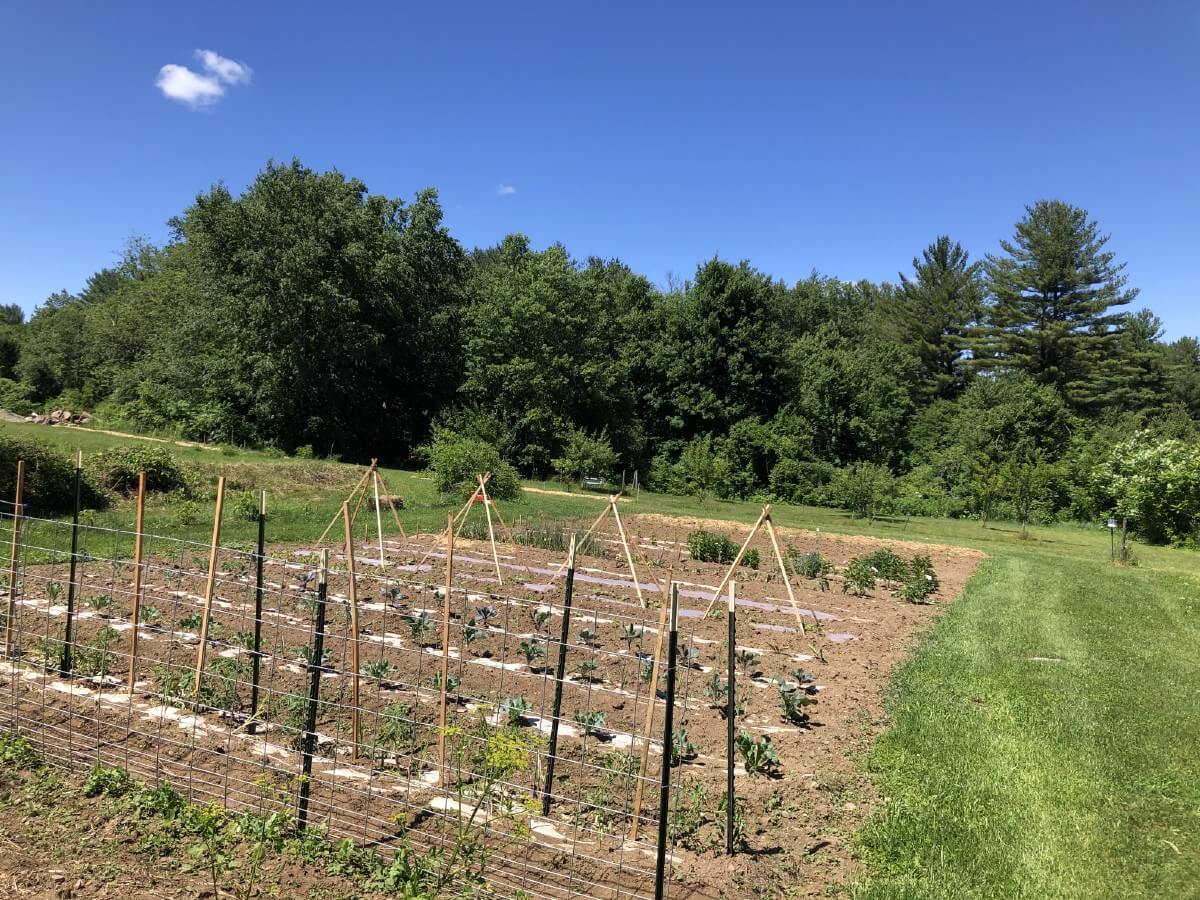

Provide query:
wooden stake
left=374, top=468, right=408, bottom=539
left=629, top=573, right=672, bottom=841
left=437, top=512, right=455, bottom=785
left=702, top=506, right=770, bottom=618
left=610, top=499, right=645, bottom=608
left=548, top=496, right=618, bottom=579
left=763, top=514, right=806, bottom=633
left=126, top=472, right=147, bottom=692
left=193, top=477, right=226, bottom=695
left=342, top=501, right=361, bottom=756
left=726, top=581, right=736, bottom=855
left=484, top=488, right=541, bottom=586
left=316, top=463, right=375, bottom=545
left=478, top=474, right=503, bottom=585
left=3, top=460, right=25, bottom=657
left=371, top=466, right=385, bottom=565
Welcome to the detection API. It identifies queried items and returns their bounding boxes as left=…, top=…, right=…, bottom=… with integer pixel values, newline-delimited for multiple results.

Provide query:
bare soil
left=0, top=513, right=985, bottom=898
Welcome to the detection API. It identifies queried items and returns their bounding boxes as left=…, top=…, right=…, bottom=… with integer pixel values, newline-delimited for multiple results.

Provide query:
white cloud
left=497, top=184, right=517, bottom=196
left=156, top=49, right=252, bottom=108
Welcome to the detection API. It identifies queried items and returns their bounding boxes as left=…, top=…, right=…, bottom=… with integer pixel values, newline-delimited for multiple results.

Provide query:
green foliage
left=573, top=710, right=607, bottom=736
left=499, top=696, right=533, bottom=725
left=552, top=428, right=618, bottom=486
left=842, top=556, right=877, bottom=596
left=83, top=763, right=135, bottom=797
left=0, top=732, right=41, bottom=769
left=86, top=445, right=186, bottom=495
left=831, top=462, right=896, bottom=519
left=424, top=428, right=521, bottom=500
left=863, top=548, right=907, bottom=581
left=1093, top=433, right=1200, bottom=545
left=790, top=549, right=832, bottom=579
left=0, top=434, right=102, bottom=515
left=736, top=732, right=781, bottom=776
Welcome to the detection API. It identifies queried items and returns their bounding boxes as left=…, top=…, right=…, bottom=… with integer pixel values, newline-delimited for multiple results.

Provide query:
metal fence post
left=654, top=582, right=680, bottom=900
left=297, top=549, right=329, bottom=831
left=541, top=534, right=577, bottom=815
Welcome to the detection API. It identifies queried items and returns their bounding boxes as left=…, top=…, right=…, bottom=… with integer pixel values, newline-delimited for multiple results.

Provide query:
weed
left=0, top=732, right=41, bottom=769
left=83, top=763, right=135, bottom=797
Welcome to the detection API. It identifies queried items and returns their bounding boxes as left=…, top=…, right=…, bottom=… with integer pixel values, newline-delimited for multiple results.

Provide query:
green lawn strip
left=853, top=548, right=1200, bottom=899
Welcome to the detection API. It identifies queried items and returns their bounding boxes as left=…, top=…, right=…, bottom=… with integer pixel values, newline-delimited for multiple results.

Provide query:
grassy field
left=2, top=421, right=1198, bottom=898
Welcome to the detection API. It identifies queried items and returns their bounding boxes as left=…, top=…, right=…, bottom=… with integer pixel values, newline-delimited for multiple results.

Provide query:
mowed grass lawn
left=3, top=421, right=1199, bottom=897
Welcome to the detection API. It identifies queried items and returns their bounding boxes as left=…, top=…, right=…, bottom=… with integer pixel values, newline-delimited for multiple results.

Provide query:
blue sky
left=2, top=1, right=1198, bottom=335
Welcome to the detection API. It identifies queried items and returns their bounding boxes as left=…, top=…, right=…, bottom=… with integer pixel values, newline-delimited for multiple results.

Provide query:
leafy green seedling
left=736, top=731, right=781, bottom=776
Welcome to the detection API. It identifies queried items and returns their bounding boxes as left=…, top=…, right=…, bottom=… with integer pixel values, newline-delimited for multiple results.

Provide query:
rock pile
left=25, top=408, right=93, bottom=426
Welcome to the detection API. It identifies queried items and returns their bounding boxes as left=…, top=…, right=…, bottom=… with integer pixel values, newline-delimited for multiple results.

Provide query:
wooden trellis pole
left=609, top=499, right=645, bottom=608
left=478, top=474, right=503, bottom=584
left=482, top=483, right=541, bottom=586
left=316, top=462, right=376, bottom=546
left=763, top=514, right=806, bottom=633
left=342, top=501, right=361, bottom=756
left=374, top=468, right=407, bottom=539
left=437, top=512, right=455, bottom=785
left=725, top=581, right=736, bottom=854
left=193, top=477, right=227, bottom=695
left=702, top=505, right=771, bottom=618
left=372, top=466, right=385, bottom=564
left=3, top=459, right=24, bottom=657
left=126, top=472, right=147, bottom=692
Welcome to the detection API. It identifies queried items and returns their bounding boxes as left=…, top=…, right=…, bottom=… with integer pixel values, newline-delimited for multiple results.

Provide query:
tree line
left=3, top=159, right=1200, bottom=539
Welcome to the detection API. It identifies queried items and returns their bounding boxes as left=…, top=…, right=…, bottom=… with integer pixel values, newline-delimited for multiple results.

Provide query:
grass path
left=853, top=540, right=1200, bottom=899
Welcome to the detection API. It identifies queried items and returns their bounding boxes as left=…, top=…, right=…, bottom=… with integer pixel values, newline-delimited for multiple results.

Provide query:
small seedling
left=473, top=605, right=498, bottom=627
left=46, top=582, right=63, bottom=603
left=500, top=696, right=533, bottom=725
left=736, top=731, right=781, bottom=776
left=530, top=606, right=552, bottom=633
left=87, top=594, right=112, bottom=614
left=578, top=627, right=599, bottom=647
left=704, top=672, right=728, bottom=705
left=734, top=648, right=760, bottom=677
left=671, top=728, right=699, bottom=766
left=179, top=611, right=202, bottom=630
left=460, top=622, right=483, bottom=650
left=677, top=645, right=701, bottom=669
left=298, top=645, right=333, bottom=669
left=403, top=611, right=434, bottom=645
left=519, top=638, right=545, bottom=667
left=574, top=659, right=601, bottom=682
left=138, top=605, right=161, bottom=625
left=361, top=659, right=397, bottom=681
left=573, top=710, right=608, bottom=737
left=430, top=671, right=461, bottom=695
left=621, top=623, right=644, bottom=651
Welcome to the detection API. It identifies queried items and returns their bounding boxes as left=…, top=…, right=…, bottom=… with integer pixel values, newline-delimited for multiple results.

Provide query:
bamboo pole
left=763, top=514, right=805, bottom=633
left=372, top=466, right=385, bottom=565
left=478, top=475, right=504, bottom=585
left=547, top=496, right=618, bottom=579
left=316, top=464, right=375, bottom=545
left=126, top=472, right=147, bottom=692
left=414, top=473, right=490, bottom=573
left=374, top=468, right=407, bottom=539
left=610, top=499, right=645, bottom=608
left=629, top=574, right=673, bottom=841
left=484, top=487, right=541, bottom=586
left=702, top=506, right=771, bottom=618
left=342, top=501, right=361, bottom=756
left=437, top=512, right=455, bottom=785
left=3, top=460, right=25, bottom=657
left=193, top=477, right=227, bottom=695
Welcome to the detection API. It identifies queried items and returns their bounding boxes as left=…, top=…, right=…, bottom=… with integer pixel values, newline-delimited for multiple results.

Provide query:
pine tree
left=970, top=200, right=1137, bottom=409
left=892, top=236, right=982, bottom=401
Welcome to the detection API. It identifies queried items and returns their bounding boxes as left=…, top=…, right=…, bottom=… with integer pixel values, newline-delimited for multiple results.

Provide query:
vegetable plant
left=863, top=548, right=907, bottom=582
left=518, top=638, right=545, bottom=667
left=671, top=728, right=699, bottom=766
left=430, top=671, right=461, bottom=695
left=574, top=659, right=600, bottom=682
left=473, top=605, right=498, bottom=627
left=460, top=622, right=483, bottom=651
left=403, top=611, right=434, bottom=646
left=842, top=556, right=876, bottom=596
left=677, top=645, right=701, bottom=669
left=87, top=594, right=112, bottom=614
left=621, top=623, right=643, bottom=651
left=179, top=612, right=202, bottom=630
left=736, top=731, right=781, bottom=776
left=530, top=606, right=551, bottom=633
left=499, top=696, right=533, bottom=725
left=361, top=659, right=397, bottom=681
left=138, top=605, right=161, bottom=625
left=578, top=627, right=599, bottom=647
left=573, top=710, right=608, bottom=737
left=734, top=648, right=760, bottom=677
left=46, top=581, right=63, bottom=603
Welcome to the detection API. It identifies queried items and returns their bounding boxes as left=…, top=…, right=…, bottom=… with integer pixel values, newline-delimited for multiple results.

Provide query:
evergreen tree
left=891, top=236, right=982, bottom=401
left=971, top=200, right=1136, bottom=409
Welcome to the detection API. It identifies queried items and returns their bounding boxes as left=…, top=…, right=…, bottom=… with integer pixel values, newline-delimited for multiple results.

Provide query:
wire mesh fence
left=0, top=487, right=702, bottom=899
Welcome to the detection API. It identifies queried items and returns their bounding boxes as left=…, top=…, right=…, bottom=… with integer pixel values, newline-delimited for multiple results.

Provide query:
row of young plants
left=0, top=728, right=541, bottom=899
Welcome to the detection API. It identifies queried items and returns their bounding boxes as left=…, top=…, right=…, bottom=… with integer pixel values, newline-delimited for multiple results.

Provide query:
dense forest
left=3, top=159, right=1200, bottom=539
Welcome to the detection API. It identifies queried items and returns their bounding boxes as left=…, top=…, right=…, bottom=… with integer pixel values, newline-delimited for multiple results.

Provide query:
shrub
left=768, top=458, right=835, bottom=504
left=830, top=462, right=896, bottom=519
left=1092, top=434, right=1200, bottom=545
left=842, top=556, right=876, bottom=596
left=688, top=530, right=757, bottom=567
left=551, top=428, right=618, bottom=487
left=86, top=445, right=187, bottom=495
left=424, top=428, right=521, bottom=500
left=863, top=548, right=907, bottom=582
left=230, top=490, right=262, bottom=522
left=0, top=434, right=103, bottom=515
left=789, top=550, right=832, bottom=579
